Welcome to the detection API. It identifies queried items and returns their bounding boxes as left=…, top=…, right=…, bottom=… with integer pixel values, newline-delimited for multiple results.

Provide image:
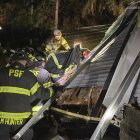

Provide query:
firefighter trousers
left=0, top=124, right=33, bottom=140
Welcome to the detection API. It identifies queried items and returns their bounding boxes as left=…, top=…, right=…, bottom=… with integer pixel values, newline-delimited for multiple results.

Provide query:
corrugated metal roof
left=67, top=24, right=133, bottom=88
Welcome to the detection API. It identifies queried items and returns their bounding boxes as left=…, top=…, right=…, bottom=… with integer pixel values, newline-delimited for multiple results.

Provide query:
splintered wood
left=57, top=86, right=102, bottom=106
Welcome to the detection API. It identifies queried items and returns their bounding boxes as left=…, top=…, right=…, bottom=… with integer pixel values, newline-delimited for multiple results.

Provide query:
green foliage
left=0, top=0, right=135, bottom=30
left=59, top=0, right=96, bottom=29
left=59, top=0, right=77, bottom=29
left=0, top=1, right=31, bottom=27
left=82, top=0, right=134, bottom=20
left=33, top=0, right=55, bottom=29
left=0, top=0, right=55, bottom=29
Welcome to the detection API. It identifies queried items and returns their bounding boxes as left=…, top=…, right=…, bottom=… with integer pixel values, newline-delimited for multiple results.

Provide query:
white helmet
left=54, top=29, right=62, bottom=36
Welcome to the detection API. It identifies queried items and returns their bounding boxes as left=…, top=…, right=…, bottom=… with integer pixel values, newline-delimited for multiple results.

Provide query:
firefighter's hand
left=53, top=85, right=65, bottom=93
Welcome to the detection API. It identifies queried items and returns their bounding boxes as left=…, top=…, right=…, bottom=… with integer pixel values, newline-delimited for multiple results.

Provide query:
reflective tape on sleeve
left=48, top=87, right=54, bottom=97
left=50, top=53, right=62, bottom=69
left=32, top=105, right=43, bottom=112
left=43, top=81, right=54, bottom=88
left=50, top=73, right=60, bottom=78
left=30, top=82, right=40, bottom=95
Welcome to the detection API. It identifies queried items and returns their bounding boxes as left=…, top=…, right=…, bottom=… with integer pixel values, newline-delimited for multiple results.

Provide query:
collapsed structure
left=11, top=2, right=140, bottom=140
left=50, top=2, right=140, bottom=139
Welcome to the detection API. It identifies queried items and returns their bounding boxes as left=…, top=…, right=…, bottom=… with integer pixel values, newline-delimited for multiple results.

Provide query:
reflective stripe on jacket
left=0, top=62, right=41, bottom=124
left=49, top=53, right=62, bottom=69
left=0, top=112, right=31, bottom=119
left=53, top=37, right=70, bottom=51
left=29, top=66, right=54, bottom=114
left=46, top=37, right=70, bottom=52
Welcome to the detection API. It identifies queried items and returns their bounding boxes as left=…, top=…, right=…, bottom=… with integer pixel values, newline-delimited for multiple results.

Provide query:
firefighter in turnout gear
left=0, top=49, right=43, bottom=140
left=46, top=29, right=70, bottom=52
left=44, top=29, right=71, bottom=79
left=30, top=51, right=54, bottom=115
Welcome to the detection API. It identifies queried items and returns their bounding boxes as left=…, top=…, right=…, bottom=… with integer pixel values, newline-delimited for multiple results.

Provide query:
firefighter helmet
left=22, top=47, right=35, bottom=56
left=35, top=51, right=46, bottom=62
left=12, top=50, right=29, bottom=61
left=54, top=29, right=62, bottom=36
left=12, top=48, right=34, bottom=61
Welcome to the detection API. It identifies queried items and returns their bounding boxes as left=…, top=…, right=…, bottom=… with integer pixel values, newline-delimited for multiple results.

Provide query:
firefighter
left=30, top=52, right=57, bottom=140
left=51, top=29, right=70, bottom=51
left=0, top=46, right=15, bottom=68
left=32, top=51, right=51, bottom=85
left=20, top=47, right=35, bottom=67
left=30, top=51, right=54, bottom=115
left=45, top=29, right=70, bottom=70
left=0, top=49, right=43, bottom=140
